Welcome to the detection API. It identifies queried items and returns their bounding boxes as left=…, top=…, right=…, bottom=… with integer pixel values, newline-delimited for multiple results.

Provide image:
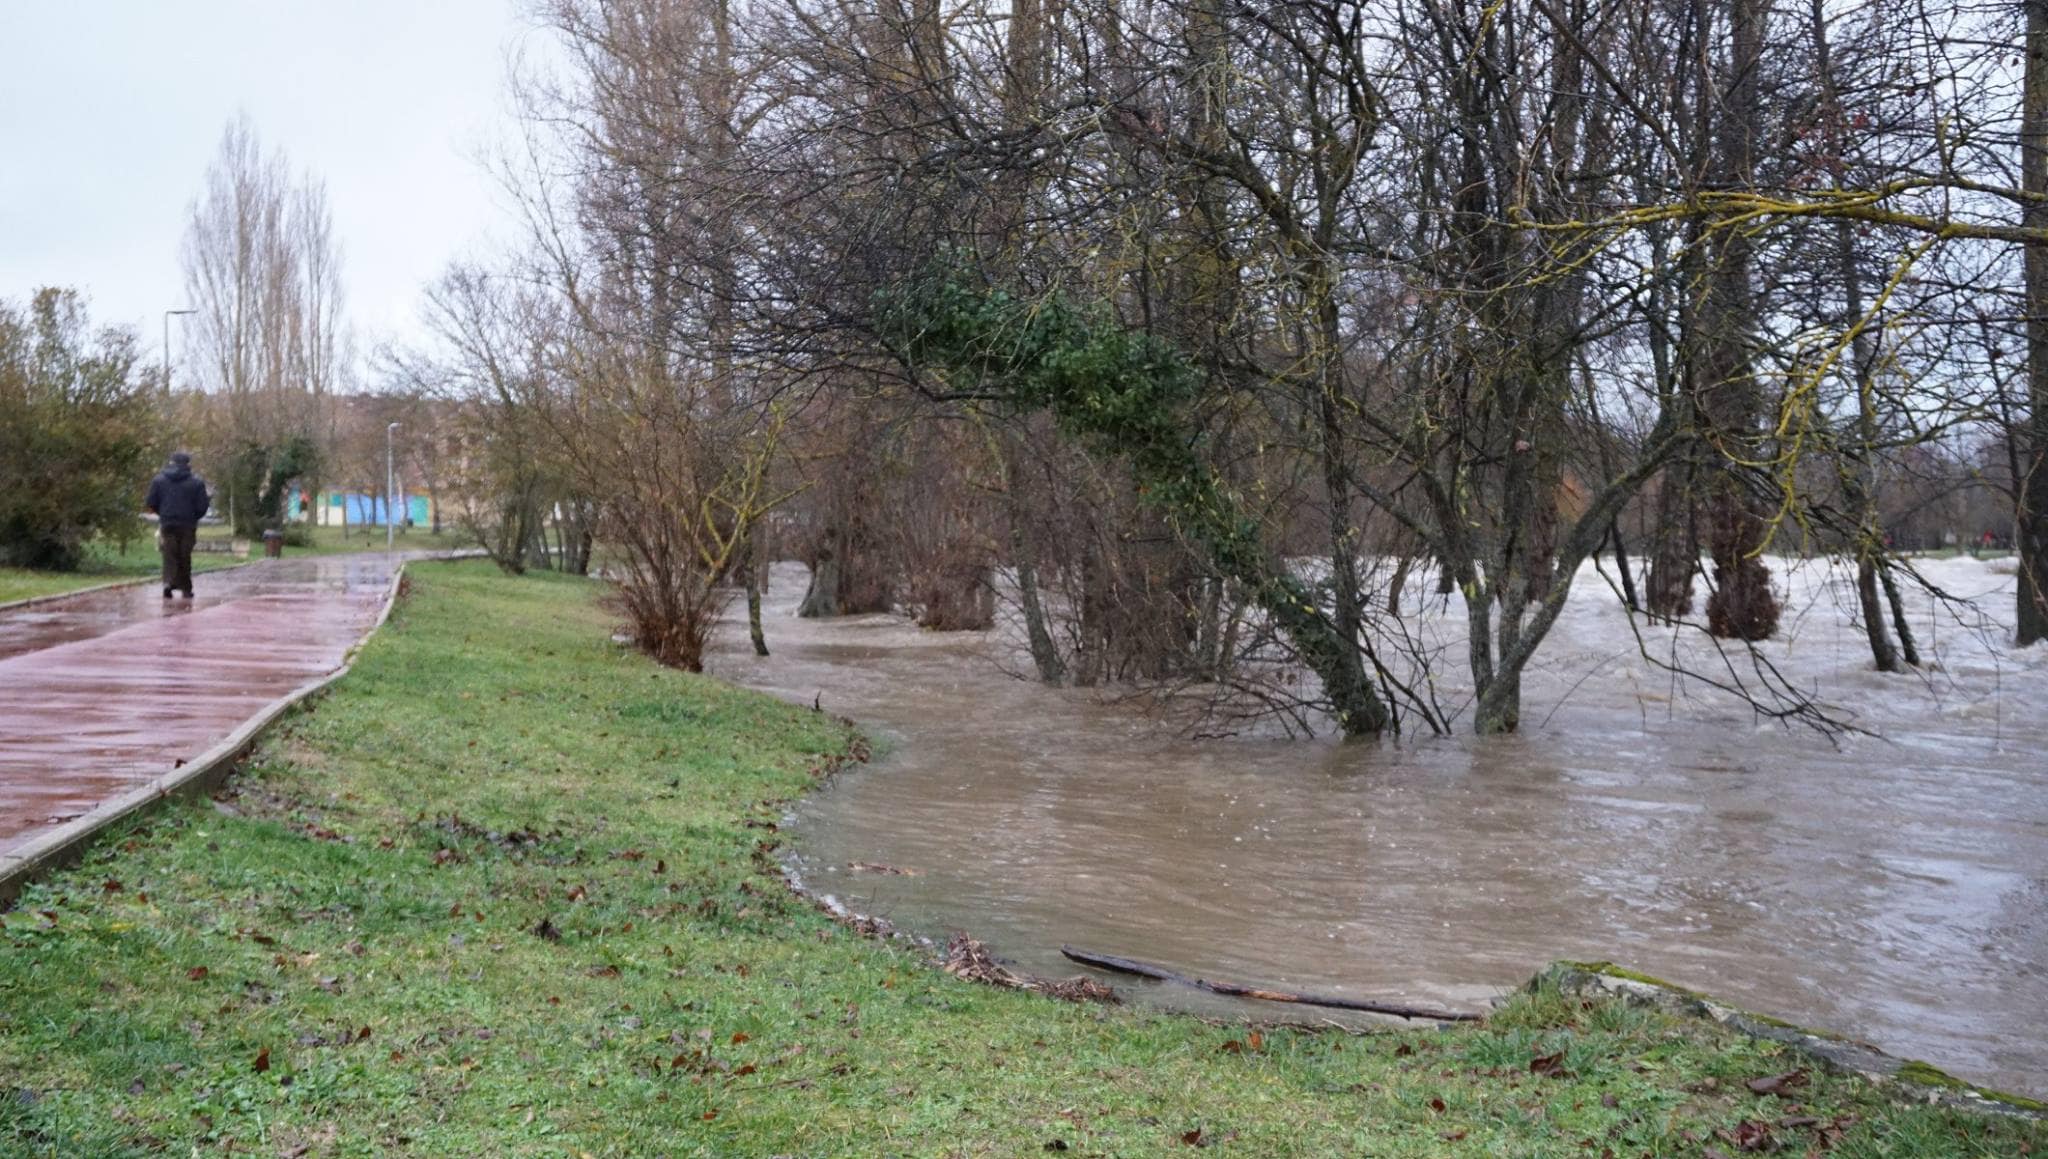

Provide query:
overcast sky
left=0, top=1, right=537, bottom=363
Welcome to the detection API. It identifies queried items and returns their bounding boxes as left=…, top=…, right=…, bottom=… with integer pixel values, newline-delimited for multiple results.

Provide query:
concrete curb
left=0, top=560, right=414, bottom=906
left=1537, top=961, right=2046, bottom=1119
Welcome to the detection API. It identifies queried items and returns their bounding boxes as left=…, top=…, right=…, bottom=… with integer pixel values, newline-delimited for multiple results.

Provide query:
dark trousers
left=159, top=525, right=196, bottom=594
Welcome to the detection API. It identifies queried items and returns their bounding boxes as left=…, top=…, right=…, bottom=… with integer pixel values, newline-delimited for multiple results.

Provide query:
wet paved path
left=0, top=554, right=400, bottom=859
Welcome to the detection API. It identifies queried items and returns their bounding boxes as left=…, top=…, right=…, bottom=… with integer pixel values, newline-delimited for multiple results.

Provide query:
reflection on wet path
left=0, top=555, right=401, bottom=857
left=712, top=564, right=2048, bottom=1098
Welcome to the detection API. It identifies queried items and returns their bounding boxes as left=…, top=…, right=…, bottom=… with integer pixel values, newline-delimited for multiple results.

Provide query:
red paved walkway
left=0, top=554, right=400, bottom=859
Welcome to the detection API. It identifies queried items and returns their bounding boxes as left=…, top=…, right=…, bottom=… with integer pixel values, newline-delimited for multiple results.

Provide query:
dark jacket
left=145, top=465, right=211, bottom=530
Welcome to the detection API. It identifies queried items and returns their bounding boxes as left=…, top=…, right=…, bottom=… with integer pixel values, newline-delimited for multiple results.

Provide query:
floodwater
left=0, top=554, right=402, bottom=861
left=712, top=562, right=2048, bottom=1098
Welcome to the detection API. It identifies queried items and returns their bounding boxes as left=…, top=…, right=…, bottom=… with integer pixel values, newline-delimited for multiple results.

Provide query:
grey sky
left=1, top=1, right=534, bottom=366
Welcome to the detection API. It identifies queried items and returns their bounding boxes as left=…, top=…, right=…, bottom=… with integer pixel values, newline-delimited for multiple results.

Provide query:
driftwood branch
left=1060, top=946, right=1483, bottom=1022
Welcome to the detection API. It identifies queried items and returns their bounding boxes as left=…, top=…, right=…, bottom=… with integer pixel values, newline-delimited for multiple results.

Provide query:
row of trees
left=176, top=116, right=348, bottom=537
left=421, top=0, right=2047, bottom=738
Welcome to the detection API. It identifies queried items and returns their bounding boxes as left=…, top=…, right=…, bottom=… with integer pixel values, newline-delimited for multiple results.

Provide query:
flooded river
left=711, top=561, right=2048, bottom=1097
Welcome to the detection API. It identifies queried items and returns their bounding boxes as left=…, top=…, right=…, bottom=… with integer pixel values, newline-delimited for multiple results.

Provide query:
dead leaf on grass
left=1745, top=1070, right=1809, bottom=1097
left=1718, top=1120, right=1775, bottom=1152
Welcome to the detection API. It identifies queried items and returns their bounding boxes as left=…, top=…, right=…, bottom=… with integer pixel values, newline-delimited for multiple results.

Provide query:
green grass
left=0, top=525, right=469, bottom=603
left=1, top=562, right=2039, bottom=1157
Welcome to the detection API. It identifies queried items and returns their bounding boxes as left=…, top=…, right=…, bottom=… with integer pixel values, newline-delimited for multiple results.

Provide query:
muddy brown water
left=711, top=564, right=2048, bottom=1098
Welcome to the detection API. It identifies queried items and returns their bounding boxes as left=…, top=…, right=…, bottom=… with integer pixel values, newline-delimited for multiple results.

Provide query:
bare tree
left=180, top=114, right=346, bottom=535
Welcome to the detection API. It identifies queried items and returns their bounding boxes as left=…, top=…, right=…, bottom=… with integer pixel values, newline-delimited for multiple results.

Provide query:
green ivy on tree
left=876, top=269, right=1391, bottom=736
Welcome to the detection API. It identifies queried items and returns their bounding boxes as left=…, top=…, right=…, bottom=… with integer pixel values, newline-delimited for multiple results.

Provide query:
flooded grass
left=0, top=561, right=2040, bottom=1155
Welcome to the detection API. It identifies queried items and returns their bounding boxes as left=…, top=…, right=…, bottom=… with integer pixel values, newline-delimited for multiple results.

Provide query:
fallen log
left=1059, top=946, right=1483, bottom=1022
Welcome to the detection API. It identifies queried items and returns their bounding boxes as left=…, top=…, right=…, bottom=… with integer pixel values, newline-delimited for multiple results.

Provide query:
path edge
left=0, top=558, right=414, bottom=906
left=1537, top=960, right=2046, bottom=1119
left=0, top=558, right=262, bottom=615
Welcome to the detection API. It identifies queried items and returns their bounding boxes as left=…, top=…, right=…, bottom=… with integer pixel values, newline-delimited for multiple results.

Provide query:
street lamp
left=386, top=422, right=401, bottom=552
left=161, top=308, right=195, bottom=391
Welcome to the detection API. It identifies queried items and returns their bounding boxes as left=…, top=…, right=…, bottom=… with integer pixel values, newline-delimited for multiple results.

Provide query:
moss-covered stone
left=1540, top=960, right=2045, bottom=1121
left=1896, top=1060, right=2048, bottom=1113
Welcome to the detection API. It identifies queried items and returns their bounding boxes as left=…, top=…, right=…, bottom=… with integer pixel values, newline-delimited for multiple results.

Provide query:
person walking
left=144, top=451, right=211, bottom=599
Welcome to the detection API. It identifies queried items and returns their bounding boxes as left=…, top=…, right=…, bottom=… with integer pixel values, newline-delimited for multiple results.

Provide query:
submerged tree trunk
left=798, top=546, right=841, bottom=618
left=1004, top=450, right=1065, bottom=683
left=799, top=511, right=896, bottom=617
left=1463, top=576, right=1509, bottom=734
left=1015, top=553, right=1064, bottom=684
left=1647, top=469, right=1697, bottom=621
left=1878, top=560, right=1922, bottom=667
left=1855, top=554, right=1899, bottom=672
left=1702, top=485, right=1779, bottom=639
left=1607, top=522, right=1640, bottom=612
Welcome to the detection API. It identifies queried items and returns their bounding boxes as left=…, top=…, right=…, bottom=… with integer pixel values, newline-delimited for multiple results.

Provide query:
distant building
left=288, top=490, right=435, bottom=528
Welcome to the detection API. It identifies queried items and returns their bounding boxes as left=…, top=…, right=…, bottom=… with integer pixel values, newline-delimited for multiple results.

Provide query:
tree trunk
left=746, top=531, right=769, bottom=657
left=1015, top=554, right=1064, bottom=684
left=1607, top=522, right=1640, bottom=613
left=1814, top=0, right=1900, bottom=669
left=1702, top=486, right=1778, bottom=640
left=1856, top=554, right=1899, bottom=673
left=1697, top=0, right=1780, bottom=642
left=1646, top=462, right=1696, bottom=618
left=2022, top=0, right=2048, bottom=645
left=1312, top=298, right=1379, bottom=734
left=1464, top=573, right=1512, bottom=734
left=1878, top=560, right=1922, bottom=667
left=1387, top=555, right=1413, bottom=615
left=1004, top=447, right=1065, bottom=683
left=799, top=546, right=841, bottom=618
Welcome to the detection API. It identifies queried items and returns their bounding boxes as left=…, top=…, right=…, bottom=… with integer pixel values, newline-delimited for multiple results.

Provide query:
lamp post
left=386, top=422, right=401, bottom=552
left=161, top=308, right=195, bottom=391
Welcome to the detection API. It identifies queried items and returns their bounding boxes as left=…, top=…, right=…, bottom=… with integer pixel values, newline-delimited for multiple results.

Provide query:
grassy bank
left=0, top=525, right=466, bottom=603
left=0, top=563, right=2037, bottom=1156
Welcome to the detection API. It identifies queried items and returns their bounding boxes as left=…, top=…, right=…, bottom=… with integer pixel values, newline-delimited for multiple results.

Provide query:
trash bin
left=262, top=529, right=284, bottom=558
